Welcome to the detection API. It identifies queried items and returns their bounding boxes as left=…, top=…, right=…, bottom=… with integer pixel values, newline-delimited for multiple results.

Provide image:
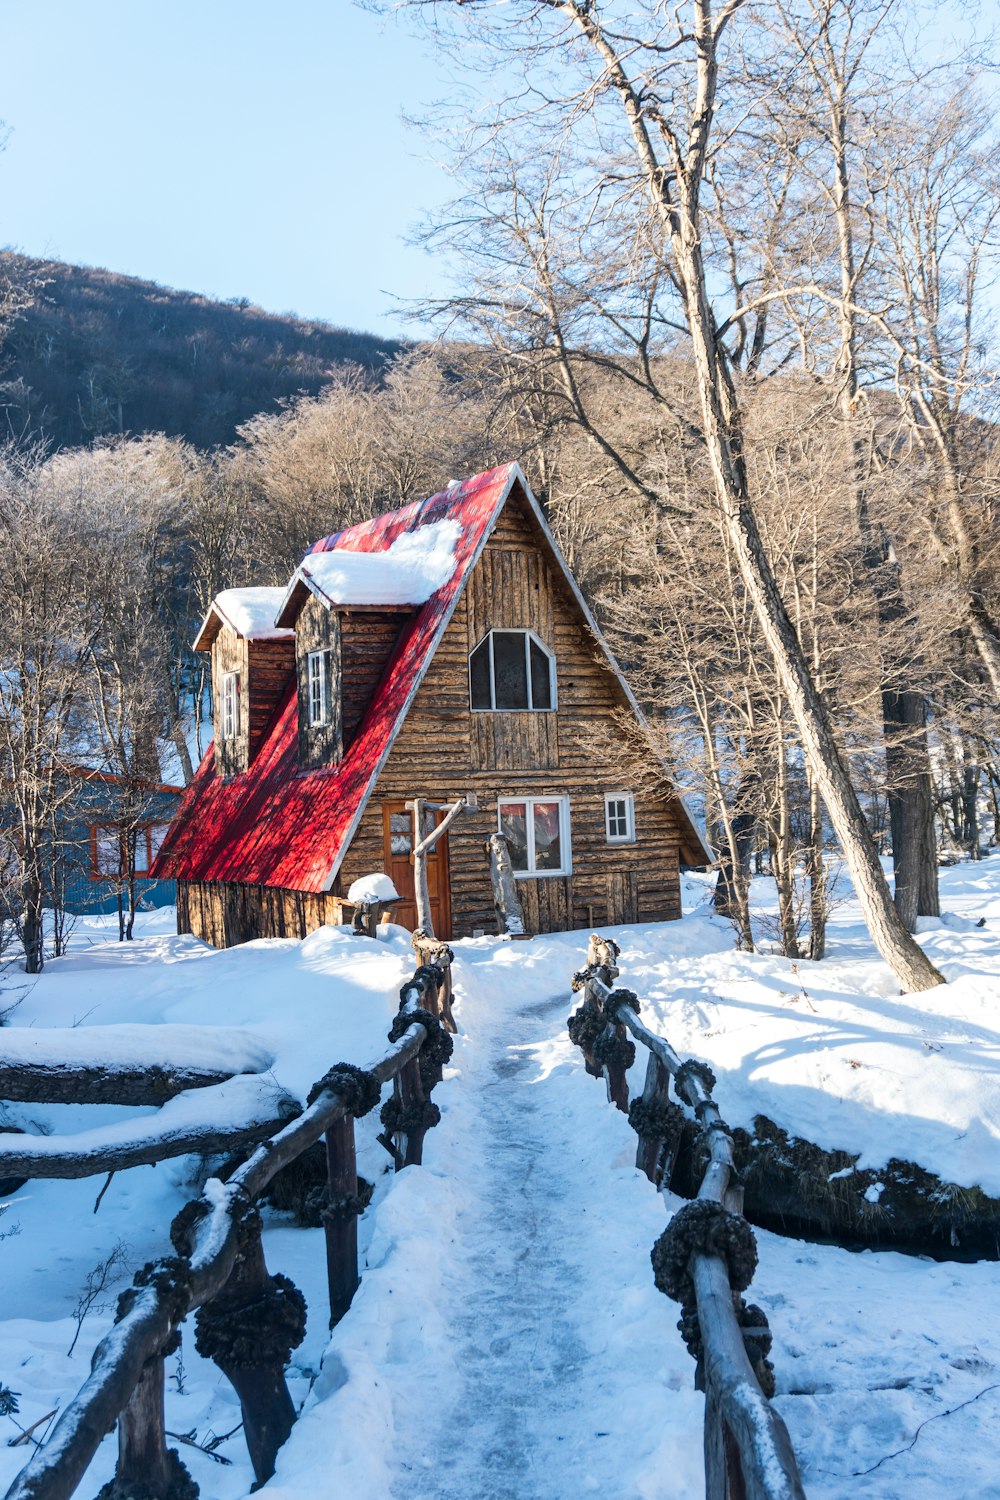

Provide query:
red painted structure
left=152, top=465, right=519, bottom=894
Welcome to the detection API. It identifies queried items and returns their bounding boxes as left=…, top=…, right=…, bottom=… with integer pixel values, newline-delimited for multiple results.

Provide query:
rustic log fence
left=3, top=945, right=455, bottom=1500
left=568, top=934, right=807, bottom=1500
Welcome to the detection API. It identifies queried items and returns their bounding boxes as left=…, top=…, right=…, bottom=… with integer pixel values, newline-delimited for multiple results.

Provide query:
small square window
left=605, top=794, right=635, bottom=844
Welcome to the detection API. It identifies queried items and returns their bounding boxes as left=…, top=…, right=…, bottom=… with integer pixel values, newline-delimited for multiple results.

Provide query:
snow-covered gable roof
left=275, top=518, right=463, bottom=626
left=154, top=462, right=711, bottom=894
left=193, top=587, right=294, bottom=652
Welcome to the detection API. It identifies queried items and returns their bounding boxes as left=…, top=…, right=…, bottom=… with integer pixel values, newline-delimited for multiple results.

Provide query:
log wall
left=248, top=638, right=296, bottom=761
left=178, top=878, right=349, bottom=949
left=341, top=611, right=412, bottom=751
left=338, top=491, right=686, bottom=936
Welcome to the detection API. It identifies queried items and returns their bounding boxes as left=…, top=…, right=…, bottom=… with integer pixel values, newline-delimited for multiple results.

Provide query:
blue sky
left=0, top=2, right=457, bottom=337
left=3, top=3, right=997, bottom=342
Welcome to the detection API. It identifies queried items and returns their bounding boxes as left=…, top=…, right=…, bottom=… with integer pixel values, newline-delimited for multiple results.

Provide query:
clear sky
left=0, top=1, right=457, bottom=338
left=3, top=3, right=997, bottom=343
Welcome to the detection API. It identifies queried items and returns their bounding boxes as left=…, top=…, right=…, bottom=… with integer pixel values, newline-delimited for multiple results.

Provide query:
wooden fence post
left=96, top=1343, right=196, bottom=1500
left=189, top=1204, right=306, bottom=1487
left=324, top=1113, right=360, bottom=1328
left=411, top=931, right=457, bottom=1033
left=632, top=1052, right=682, bottom=1187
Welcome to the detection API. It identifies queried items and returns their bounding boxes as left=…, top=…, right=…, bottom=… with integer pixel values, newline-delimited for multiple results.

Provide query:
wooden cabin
left=153, top=465, right=710, bottom=946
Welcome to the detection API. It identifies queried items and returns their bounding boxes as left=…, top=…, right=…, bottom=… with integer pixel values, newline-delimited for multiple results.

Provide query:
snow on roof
left=288, top=518, right=463, bottom=612
left=213, top=587, right=295, bottom=639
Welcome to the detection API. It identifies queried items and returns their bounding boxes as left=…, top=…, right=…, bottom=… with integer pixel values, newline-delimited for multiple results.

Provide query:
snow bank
left=346, top=873, right=399, bottom=904
left=212, top=587, right=293, bottom=638
left=300, top=519, right=462, bottom=607
left=0, top=1023, right=273, bottom=1077
left=0, top=1074, right=297, bottom=1168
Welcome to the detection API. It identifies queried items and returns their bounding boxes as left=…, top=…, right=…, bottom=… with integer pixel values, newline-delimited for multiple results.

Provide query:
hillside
left=0, top=255, right=405, bottom=450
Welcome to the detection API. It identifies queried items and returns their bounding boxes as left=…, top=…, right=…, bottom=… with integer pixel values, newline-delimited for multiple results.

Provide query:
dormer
left=275, top=520, right=462, bottom=770
left=193, top=588, right=296, bottom=777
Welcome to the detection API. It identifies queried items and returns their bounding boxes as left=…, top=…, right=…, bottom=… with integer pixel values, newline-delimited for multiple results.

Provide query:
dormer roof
left=274, top=517, right=463, bottom=627
left=193, top=588, right=295, bottom=652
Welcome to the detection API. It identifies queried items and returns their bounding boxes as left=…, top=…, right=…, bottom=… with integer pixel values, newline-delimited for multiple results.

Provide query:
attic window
left=221, top=672, right=240, bottom=739
left=469, top=630, right=555, bottom=711
left=308, top=650, right=331, bottom=726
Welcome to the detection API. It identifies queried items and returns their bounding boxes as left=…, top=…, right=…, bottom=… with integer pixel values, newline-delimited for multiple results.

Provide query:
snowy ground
left=1, top=861, right=999, bottom=1498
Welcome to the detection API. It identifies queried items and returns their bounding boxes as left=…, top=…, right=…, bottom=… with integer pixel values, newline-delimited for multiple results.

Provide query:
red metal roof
left=152, top=464, right=521, bottom=893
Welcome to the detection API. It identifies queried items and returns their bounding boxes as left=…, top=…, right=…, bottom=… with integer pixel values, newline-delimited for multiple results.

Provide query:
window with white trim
left=469, top=630, right=555, bottom=711
left=605, top=793, right=635, bottom=844
left=221, top=671, right=240, bottom=739
left=498, top=797, right=571, bottom=876
left=307, top=649, right=330, bottom=726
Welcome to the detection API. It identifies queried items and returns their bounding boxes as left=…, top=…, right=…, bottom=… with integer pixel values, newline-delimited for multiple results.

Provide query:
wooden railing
left=4, top=948, right=455, bottom=1500
left=568, top=935, right=807, bottom=1500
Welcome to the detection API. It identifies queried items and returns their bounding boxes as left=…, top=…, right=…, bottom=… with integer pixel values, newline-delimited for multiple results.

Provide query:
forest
left=0, top=0, right=998, bottom=1000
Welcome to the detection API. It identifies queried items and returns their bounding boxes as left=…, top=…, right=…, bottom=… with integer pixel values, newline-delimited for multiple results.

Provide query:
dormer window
left=221, top=672, right=240, bottom=739
left=469, top=630, right=555, bottom=711
left=308, top=650, right=331, bottom=726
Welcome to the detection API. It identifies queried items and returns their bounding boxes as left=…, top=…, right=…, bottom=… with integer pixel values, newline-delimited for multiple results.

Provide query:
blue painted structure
left=58, top=769, right=184, bottom=916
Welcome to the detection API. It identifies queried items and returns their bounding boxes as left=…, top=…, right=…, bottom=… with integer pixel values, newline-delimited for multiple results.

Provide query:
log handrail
left=571, top=937, right=806, bottom=1500
left=4, top=963, right=448, bottom=1500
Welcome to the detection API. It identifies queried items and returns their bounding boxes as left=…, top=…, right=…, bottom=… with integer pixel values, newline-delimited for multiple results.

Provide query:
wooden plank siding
left=341, top=612, right=413, bottom=751
left=211, top=624, right=249, bottom=778
left=337, top=486, right=685, bottom=937
left=178, top=879, right=349, bottom=949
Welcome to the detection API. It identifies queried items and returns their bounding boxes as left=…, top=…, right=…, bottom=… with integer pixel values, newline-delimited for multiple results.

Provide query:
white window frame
left=497, top=795, right=572, bottom=878
left=604, top=792, right=636, bottom=845
left=469, top=629, right=557, bottom=712
left=221, top=671, right=240, bottom=739
left=307, top=649, right=330, bottom=726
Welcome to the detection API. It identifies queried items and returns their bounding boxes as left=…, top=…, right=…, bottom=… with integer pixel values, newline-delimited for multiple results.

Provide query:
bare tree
left=400, top=0, right=944, bottom=988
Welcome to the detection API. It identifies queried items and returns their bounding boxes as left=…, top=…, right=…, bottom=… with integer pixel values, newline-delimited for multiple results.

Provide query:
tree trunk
left=20, top=872, right=44, bottom=975
left=884, top=686, right=939, bottom=928
left=807, top=769, right=827, bottom=961
left=660, top=39, right=943, bottom=988
left=963, top=753, right=981, bottom=858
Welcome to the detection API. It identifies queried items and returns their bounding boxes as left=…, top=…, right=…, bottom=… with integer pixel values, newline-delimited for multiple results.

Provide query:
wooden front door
left=382, top=801, right=453, bottom=939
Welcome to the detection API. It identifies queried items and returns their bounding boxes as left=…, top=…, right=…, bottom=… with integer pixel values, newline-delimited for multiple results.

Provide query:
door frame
left=382, top=800, right=453, bottom=939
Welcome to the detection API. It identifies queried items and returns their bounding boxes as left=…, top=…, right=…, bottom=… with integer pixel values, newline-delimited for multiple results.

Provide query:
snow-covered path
left=266, top=950, right=705, bottom=1500
left=390, top=985, right=690, bottom=1500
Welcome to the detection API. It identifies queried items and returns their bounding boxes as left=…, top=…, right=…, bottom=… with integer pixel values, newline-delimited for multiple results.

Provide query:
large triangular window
left=469, top=630, right=556, bottom=711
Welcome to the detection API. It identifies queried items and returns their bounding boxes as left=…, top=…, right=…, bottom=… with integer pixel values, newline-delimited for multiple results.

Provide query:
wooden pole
left=409, top=797, right=433, bottom=936
left=634, top=1053, right=680, bottom=1186
left=407, top=796, right=468, bottom=940
left=96, top=1349, right=194, bottom=1500
left=324, top=1113, right=360, bottom=1328
left=194, top=1213, right=305, bottom=1487
left=411, top=931, right=456, bottom=1033
left=485, top=832, right=526, bottom=936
